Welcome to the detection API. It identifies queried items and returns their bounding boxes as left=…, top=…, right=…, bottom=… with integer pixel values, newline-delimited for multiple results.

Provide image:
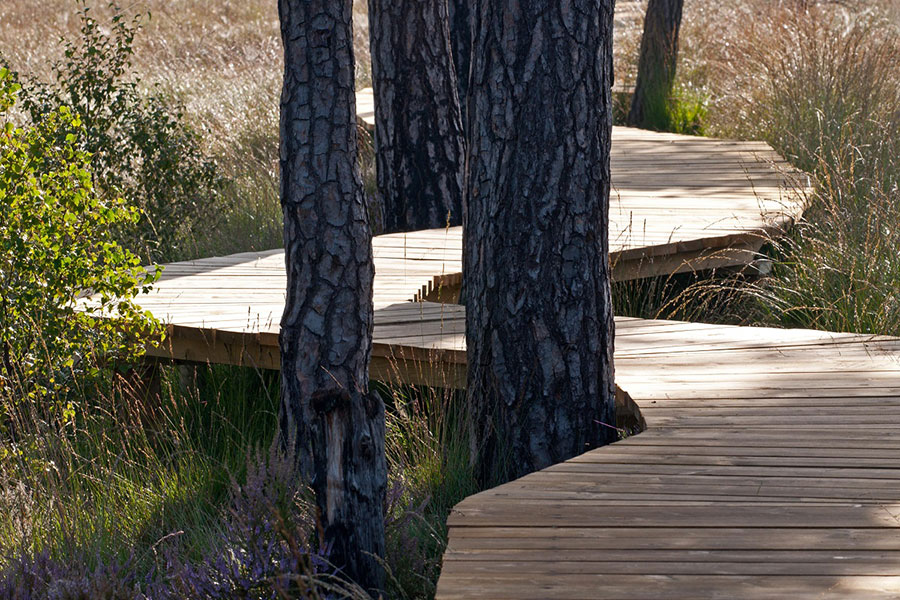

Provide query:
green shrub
left=2, top=1, right=226, bottom=262
left=0, top=66, right=159, bottom=421
left=667, top=82, right=708, bottom=136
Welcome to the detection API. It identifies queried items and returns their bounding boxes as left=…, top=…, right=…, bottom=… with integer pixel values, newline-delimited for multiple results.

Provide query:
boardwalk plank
left=436, top=574, right=900, bottom=600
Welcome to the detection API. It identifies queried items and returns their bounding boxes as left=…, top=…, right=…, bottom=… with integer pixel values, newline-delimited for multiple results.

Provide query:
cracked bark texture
left=449, top=0, right=472, bottom=126
left=464, top=0, right=617, bottom=485
left=369, top=0, right=466, bottom=233
left=278, top=0, right=386, bottom=592
left=627, top=0, right=684, bottom=129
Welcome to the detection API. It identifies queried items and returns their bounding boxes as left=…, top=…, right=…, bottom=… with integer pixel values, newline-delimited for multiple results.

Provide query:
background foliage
left=2, top=3, right=225, bottom=263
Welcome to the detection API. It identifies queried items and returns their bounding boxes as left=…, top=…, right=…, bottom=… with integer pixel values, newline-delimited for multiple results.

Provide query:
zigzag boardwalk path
left=77, top=109, right=900, bottom=598
left=123, top=120, right=808, bottom=379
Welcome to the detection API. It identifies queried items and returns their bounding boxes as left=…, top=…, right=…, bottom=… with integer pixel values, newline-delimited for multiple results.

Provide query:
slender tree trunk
left=627, top=0, right=685, bottom=130
left=465, top=0, right=618, bottom=485
left=278, top=0, right=386, bottom=592
left=448, top=0, right=471, bottom=127
left=369, top=0, right=466, bottom=233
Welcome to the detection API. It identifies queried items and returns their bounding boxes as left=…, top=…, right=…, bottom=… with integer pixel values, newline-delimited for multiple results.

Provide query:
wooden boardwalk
left=134, top=123, right=806, bottom=377
left=101, top=121, right=900, bottom=596
left=104, top=90, right=900, bottom=598
left=130, top=250, right=900, bottom=599
left=114, top=247, right=463, bottom=381
left=133, top=269, right=900, bottom=598
left=134, top=278, right=900, bottom=597
left=436, top=318, right=900, bottom=599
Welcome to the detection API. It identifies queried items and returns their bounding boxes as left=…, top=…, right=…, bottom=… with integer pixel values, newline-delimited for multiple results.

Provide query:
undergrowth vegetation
left=1, top=0, right=899, bottom=598
left=1, top=0, right=373, bottom=261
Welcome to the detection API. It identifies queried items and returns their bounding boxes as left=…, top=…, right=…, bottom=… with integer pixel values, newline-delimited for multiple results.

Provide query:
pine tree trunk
left=369, top=0, right=466, bottom=233
left=627, top=0, right=684, bottom=130
left=465, top=0, right=618, bottom=485
left=448, top=0, right=471, bottom=126
left=278, top=0, right=386, bottom=592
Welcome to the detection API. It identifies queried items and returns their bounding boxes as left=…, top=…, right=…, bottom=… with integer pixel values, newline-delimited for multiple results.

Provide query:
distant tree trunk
left=448, top=0, right=471, bottom=126
left=465, top=0, right=617, bottom=485
left=369, top=0, right=466, bottom=233
left=278, top=0, right=386, bottom=593
left=627, top=0, right=684, bottom=130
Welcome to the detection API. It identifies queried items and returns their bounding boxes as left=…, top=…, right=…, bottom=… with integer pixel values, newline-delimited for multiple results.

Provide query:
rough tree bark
left=465, top=0, right=618, bottom=485
left=369, top=0, right=466, bottom=233
left=627, top=0, right=685, bottom=130
left=278, top=0, right=386, bottom=592
left=448, top=0, right=471, bottom=126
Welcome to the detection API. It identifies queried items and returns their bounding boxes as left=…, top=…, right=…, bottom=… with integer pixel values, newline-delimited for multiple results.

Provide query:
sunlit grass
left=0, top=364, right=279, bottom=564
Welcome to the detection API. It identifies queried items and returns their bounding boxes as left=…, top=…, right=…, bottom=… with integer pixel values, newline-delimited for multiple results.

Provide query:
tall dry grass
left=646, top=1, right=900, bottom=335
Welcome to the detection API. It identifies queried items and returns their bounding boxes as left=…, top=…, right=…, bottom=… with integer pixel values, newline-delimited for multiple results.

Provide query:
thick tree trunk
left=278, top=0, right=386, bottom=592
left=465, top=0, right=618, bottom=485
left=627, top=0, right=685, bottom=130
left=448, top=0, right=471, bottom=126
left=369, top=0, right=466, bottom=233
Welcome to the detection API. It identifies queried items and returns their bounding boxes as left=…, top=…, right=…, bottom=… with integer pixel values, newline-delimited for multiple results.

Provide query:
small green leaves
left=0, top=72, right=161, bottom=414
